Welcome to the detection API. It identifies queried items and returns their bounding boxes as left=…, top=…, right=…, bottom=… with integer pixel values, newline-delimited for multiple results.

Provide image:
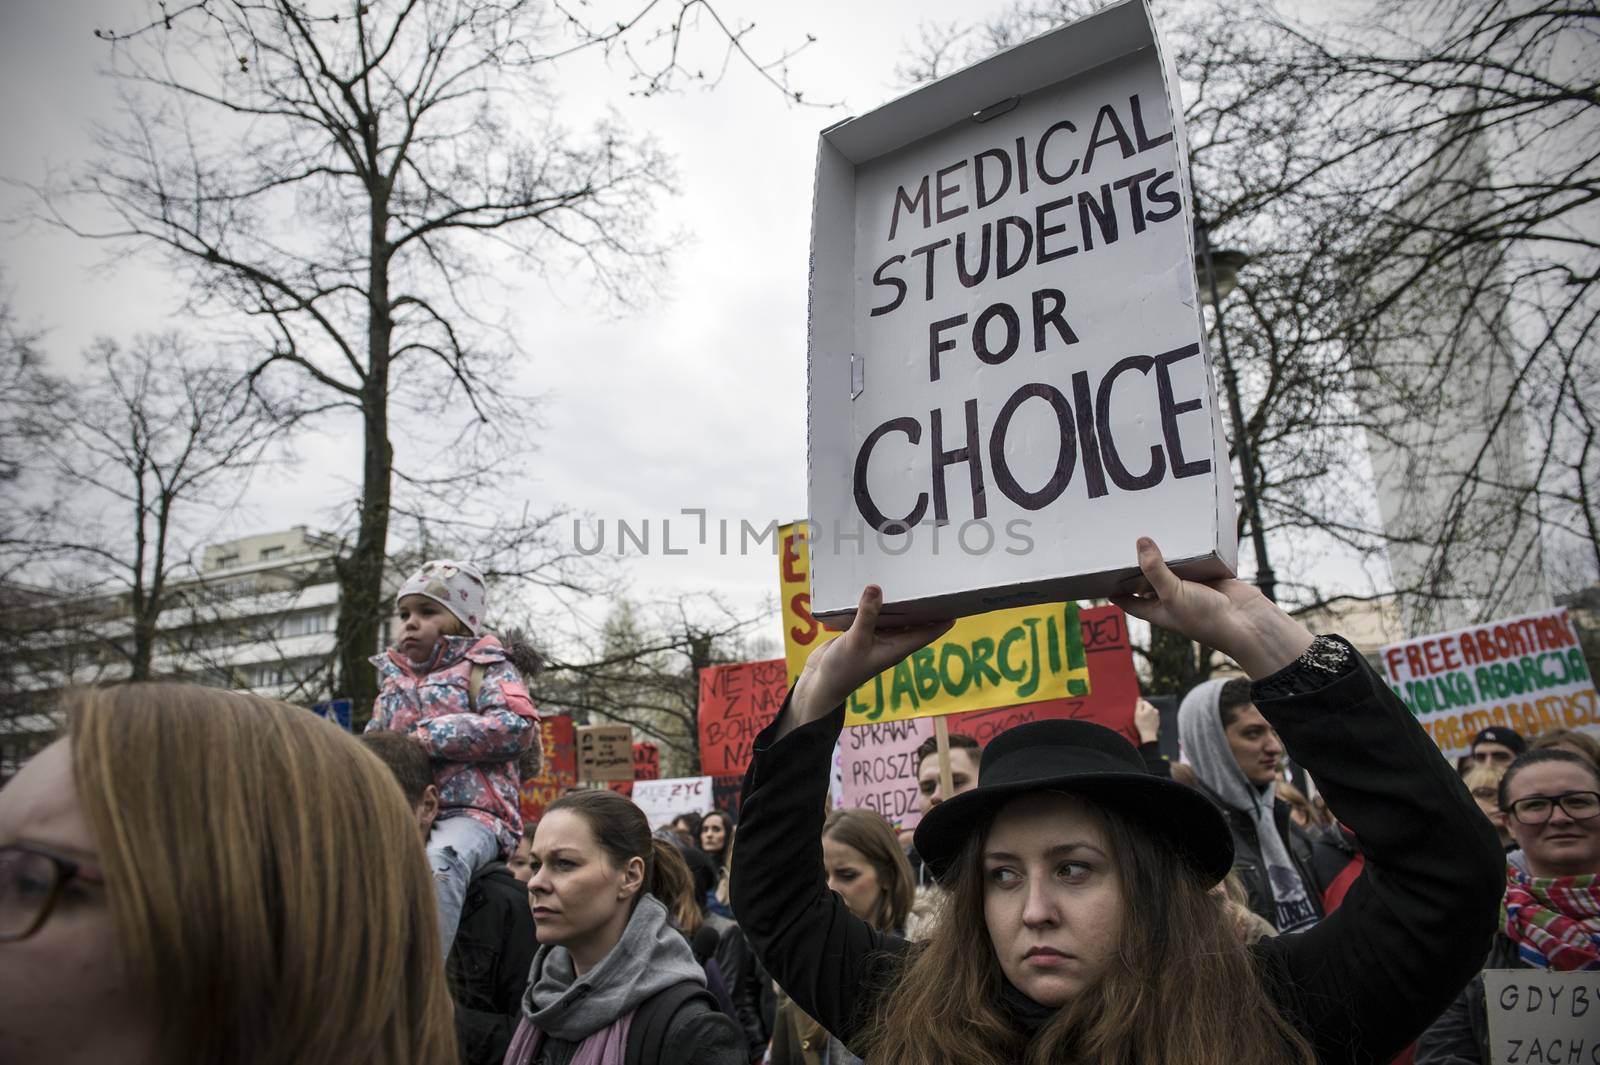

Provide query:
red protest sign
left=607, top=741, right=663, bottom=797
left=697, top=658, right=790, bottom=777
left=520, top=714, right=577, bottom=822
left=633, top=742, right=661, bottom=780
left=959, top=605, right=1141, bottom=743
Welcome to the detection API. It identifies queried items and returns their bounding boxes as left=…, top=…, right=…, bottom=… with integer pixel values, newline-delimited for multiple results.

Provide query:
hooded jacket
left=1179, top=677, right=1324, bottom=931
left=506, top=895, right=744, bottom=1065
left=368, top=632, right=538, bottom=857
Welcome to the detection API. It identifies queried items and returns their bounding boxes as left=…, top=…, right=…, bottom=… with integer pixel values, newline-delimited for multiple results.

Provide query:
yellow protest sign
left=778, top=524, right=1090, bottom=725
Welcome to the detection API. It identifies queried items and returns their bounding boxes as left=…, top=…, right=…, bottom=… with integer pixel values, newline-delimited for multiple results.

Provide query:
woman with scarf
left=733, top=537, right=1504, bottom=1065
left=1416, top=748, right=1600, bottom=1063
left=1178, top=677, right=1325, bottom=932
left=505, top=789, right=744, bottom=1065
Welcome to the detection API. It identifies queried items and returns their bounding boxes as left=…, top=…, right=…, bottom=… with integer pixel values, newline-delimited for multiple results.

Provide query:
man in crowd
left=913, top=731, right=982, bottom=814
left=1178, top=677, right=1324, bottom=932
left=362, top=732, right=536, bottom=1065
left=507, top=827, right=534, bottom=883
left=903, top=732, right=983, bottom=937
left=1469, top=726, right=1526, bottom=769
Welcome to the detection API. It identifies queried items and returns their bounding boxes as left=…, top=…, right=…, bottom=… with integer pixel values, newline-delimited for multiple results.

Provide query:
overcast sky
left=2, top=0, right=1030, bottom=638
left=2, top=0, right=1408, bottom=655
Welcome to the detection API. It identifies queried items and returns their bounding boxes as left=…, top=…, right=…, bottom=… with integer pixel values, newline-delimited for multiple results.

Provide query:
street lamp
left=1195, top=220, right=1277, bottom=603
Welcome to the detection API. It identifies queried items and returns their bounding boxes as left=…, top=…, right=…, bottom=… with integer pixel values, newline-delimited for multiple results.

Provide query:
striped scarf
left=1502, top=867, right=1600, bottom=971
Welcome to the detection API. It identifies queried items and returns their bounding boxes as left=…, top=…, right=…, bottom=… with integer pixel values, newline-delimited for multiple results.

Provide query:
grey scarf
left=521, top=894, right=706, bottom=1042
left=1178, top=678, right=1315, bottom=932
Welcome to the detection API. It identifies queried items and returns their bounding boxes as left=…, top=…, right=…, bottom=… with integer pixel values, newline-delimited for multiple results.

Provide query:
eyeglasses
left=0, top=843, right=101, bottom=942
left=1503, top=791, right=1600, bottom=826
left=1470, top=786, right=1499, bottom=802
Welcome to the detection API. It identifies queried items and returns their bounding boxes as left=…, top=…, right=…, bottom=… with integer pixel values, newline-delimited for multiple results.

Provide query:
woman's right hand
left=788, top=585, right=952, bottom=730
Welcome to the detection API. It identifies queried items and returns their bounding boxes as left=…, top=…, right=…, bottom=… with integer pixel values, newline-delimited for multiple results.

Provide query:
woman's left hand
left=788, top=585, right=952, bottom=729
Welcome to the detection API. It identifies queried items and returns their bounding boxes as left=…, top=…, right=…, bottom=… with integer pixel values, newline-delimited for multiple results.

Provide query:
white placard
left=1483, top=969, right=1600, bottom=1065
left=630, top=775, right=714, bottom=829
left=1379, top=607, right=1597, bottom=760
left=807, top=0, right=1235, bottom=623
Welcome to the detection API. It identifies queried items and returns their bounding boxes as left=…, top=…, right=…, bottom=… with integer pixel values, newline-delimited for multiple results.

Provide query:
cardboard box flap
left=824, top=0, right=1154, bottom=165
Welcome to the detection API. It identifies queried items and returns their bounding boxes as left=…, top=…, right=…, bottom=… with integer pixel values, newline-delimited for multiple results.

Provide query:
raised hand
left=1111, top=537, right=1314, bottom=680
left=1133, top=698, right=1160, bottom=744
left=789, top=585, right=953, bottom=728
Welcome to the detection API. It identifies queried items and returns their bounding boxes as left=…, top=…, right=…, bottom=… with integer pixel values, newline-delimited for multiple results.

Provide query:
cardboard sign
left=521, top=714, right=577, bottom=822
left=1380, top=608, right=1597, bottom=760
left=805, top=0, right=1235, bottom=625
left=605, top=743, right=663, bottom=798
left=576, top=724, right=634, bottom=782
left=631, top=776, right=714, bottom=829
left=697, top=659, right=790, bottom=776
left=780, top=523, right=1090, bottom=724
left=1482, top=969, right=1600, bottom=1065
left=839, top=604, right=1139, bottom=829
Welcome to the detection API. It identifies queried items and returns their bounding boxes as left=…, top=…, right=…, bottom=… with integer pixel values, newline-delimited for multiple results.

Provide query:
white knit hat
left=395, top=560, right=487, bottom=636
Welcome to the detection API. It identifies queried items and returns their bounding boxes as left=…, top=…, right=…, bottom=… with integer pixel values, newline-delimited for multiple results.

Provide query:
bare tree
left=34, top=0, right=823, bottom=711
left=26, top=332, right=293, bottom=682
left=528, top=593, right=770, bottom=775
left=900, top=0, right=1599, bottom=681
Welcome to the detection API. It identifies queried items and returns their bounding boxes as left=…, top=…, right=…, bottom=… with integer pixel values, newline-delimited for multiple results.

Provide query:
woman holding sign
left=732, top=538, right=1503, bottom=1065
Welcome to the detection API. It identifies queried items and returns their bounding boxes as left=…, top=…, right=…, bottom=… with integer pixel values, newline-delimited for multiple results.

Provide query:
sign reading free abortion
left=806, top=0, right=1235, bottom=625
left=1380, top=607, right=1597, bottom=761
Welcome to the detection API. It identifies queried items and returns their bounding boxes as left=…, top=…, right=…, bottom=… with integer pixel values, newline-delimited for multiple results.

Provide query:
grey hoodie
left=1178, top=677, right=1317, bottom=932
left=521, top=894, right=706, bottom=1043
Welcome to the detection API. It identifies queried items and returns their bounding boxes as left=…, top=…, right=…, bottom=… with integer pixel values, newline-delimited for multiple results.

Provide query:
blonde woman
left=0, top=684, right=458, bottom=1065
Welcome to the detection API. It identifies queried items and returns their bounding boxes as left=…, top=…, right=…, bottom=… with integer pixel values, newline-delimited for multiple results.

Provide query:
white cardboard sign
left=1379, top=607, right=1598, bottom=761
left=1483, top=969, right=1600, bottom=1065
left=807, top=0, right=1235, bottom=623
left=630, top=775, right=714, bottom=829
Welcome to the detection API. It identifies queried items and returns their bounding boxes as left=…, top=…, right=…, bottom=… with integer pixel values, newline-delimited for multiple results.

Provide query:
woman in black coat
left=732, top=538, right=1504, bottom=1065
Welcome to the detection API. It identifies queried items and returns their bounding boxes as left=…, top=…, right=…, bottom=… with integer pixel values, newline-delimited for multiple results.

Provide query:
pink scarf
left=502, top=1012, right=634, bottom=1065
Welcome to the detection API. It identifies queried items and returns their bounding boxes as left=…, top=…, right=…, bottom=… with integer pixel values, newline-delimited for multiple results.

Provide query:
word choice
left=853, top=343, right=1210, bottom=529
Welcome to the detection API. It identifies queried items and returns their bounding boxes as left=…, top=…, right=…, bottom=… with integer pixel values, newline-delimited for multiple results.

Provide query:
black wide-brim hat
left=913, top=719, right=1234, bottom=885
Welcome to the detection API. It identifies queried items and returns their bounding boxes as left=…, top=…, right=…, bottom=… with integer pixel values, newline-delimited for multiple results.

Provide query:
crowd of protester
left=2, top=542, right=1596, bottom=1064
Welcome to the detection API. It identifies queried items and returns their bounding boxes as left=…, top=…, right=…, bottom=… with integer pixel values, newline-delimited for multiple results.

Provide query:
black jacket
left=732, top=641, right=1504, bottom=1064
left=451, top=862, right=538, bottom=1065
left=1196, top=778, right=1327, bottom=930
left=701, top=913, right=768, bottom=1062
left=1415, top=934, right=1526, bottom=1065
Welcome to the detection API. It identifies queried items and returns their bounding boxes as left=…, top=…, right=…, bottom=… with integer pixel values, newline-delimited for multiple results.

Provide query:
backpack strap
left=624, top=981, right=717, bottom=1065
left=467, top=662, right=485, bottom=712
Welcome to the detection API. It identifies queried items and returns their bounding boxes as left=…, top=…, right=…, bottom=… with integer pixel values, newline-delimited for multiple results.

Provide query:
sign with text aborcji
left=806, top=0, right=1236, bottom=626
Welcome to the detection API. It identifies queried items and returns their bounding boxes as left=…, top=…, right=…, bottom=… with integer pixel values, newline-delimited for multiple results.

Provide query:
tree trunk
left=337, top=394, right=392, bottom=727
left=340, top=184, right=394, bottom=729
left=1143, top=625, right=1214, bottom=699
left=130, top=611, right=155, bottom=682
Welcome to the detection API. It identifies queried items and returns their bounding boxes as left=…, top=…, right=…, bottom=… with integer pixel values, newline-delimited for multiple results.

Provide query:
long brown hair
left=859, top=794, right=1315, bottom=1065
left=651, top=836, right=705, bottom=936
left=823, top=807, right=916, bottom=933
left=67, top=683, right=458, bottom=1065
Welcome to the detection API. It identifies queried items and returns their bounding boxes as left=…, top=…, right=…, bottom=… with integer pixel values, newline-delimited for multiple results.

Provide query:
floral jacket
left=368, top=633, right=539, bottom=857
